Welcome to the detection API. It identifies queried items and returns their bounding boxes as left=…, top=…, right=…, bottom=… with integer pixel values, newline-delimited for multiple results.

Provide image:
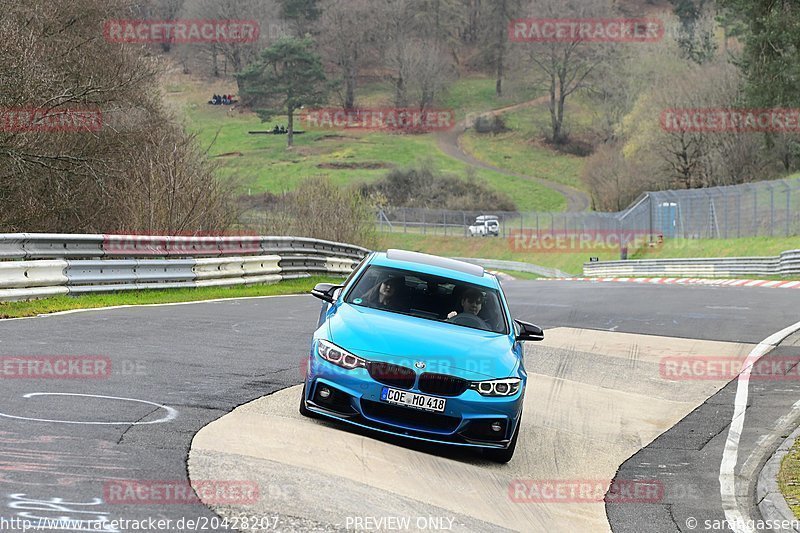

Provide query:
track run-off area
left=0, top=280, right=797, bottom=532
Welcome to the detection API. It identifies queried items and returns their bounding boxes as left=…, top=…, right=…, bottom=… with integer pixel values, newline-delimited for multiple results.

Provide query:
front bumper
left=303, top=356, right=524, bottom=450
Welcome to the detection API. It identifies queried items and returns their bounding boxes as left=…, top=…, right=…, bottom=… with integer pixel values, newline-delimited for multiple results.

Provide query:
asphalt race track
left=0, top=281, right=797, bottom=532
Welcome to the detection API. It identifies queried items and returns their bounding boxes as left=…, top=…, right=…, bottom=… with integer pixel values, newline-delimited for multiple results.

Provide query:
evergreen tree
left=236, top=37, right=328, bottom=148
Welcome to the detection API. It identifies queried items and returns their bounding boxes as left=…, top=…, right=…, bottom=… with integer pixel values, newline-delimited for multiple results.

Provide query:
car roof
left=369, top=250, right=497, bottom=288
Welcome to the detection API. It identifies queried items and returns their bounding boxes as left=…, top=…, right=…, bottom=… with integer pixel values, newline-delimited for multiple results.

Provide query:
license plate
left=381, top=387, right=446, bottom=413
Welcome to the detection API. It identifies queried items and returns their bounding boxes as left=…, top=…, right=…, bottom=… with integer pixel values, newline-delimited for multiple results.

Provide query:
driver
left=447, top=288, right=486, bottom=321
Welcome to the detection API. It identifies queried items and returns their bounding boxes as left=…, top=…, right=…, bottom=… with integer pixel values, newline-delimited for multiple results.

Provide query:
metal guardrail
left=0, top=234, right=369, bottom=302
left=453, top=258, right=570, bottom=279
left=0, top=234, right=370, bottom=260
left=583, top=250, right=800, bottom=278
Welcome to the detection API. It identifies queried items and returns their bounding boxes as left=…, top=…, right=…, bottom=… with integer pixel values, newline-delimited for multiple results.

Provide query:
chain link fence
left=377, top=177, right=800, bottom=240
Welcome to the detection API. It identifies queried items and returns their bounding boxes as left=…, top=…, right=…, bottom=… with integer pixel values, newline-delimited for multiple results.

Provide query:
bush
left=254, top=177, right=376, bottom=248
left=360, top=161, right=517, bottom=212
left=474, top=115, right=509, bottom=135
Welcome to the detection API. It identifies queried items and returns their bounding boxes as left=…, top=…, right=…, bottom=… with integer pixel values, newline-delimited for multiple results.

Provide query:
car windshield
left=344, top=265, right=508, bottom=334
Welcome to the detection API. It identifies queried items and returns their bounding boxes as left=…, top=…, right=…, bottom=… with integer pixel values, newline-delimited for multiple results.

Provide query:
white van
left=468, top=215, right=500, bottom=237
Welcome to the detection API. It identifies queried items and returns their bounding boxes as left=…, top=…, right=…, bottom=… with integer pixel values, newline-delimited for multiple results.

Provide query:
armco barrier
left=0, top=234, right=26, bottom=259
left=24, top=234, right=105, bottom=259
left=0, top=260, right=69, bottom=289
left=0, top=234, right=369, bottom=302
left=193, top=256, right=282, bottom=280
left=0, top=234, right=370, bottom=260
left=583, top=250, right=800, bottom=278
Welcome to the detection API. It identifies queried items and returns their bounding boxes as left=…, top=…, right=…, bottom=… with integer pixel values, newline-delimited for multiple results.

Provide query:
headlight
left=470, top=378, right=521, bottom=397
left=317, top=340, right=366, bottom=370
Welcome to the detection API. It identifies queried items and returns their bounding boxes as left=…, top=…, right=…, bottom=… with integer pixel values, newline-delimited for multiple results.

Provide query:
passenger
left=363, top=276, right=405, bottom=311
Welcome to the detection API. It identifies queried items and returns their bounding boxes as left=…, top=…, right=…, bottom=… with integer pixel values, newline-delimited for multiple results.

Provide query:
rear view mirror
left=311, top=283, right=342, bottom=304
left=515, top=320, right=544, bottom=342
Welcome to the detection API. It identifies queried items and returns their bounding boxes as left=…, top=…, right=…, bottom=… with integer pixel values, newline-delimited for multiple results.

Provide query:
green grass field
left=438, top=77, right=541, bottom=120
left=460, top=96, right=596, bottom=190
left=0, top=277, right=339, bottom=319
left=165, top=75, right=567, bottom=211
left=779, top=436, right=800, bottom=519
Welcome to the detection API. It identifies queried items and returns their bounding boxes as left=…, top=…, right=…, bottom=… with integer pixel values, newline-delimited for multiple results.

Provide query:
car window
left=344, top=265, right=508, bottom=334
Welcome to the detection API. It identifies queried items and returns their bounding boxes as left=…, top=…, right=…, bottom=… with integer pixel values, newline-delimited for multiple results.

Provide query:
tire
left=484, top=415, right=521, bottom=463
left=299, top=383, right=319, bottom=419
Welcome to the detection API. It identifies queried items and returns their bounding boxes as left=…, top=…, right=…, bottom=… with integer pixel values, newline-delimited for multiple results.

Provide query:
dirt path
left=436, top=96, right=591, bottom=212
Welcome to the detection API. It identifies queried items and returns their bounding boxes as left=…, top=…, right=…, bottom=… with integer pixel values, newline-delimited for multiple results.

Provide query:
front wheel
left=484, top=415, right=521, bottom=463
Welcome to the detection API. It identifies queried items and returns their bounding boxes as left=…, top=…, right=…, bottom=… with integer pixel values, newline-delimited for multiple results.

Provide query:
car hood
left=326, top=303, right=518, bottom=380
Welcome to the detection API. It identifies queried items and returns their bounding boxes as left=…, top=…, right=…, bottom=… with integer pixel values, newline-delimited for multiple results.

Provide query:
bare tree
left=375, top=0, right=455, bottom=110
left=0, top=0, right=237, bottom=233
left=512, top=0, right=616, bottom=144
left=405, top=41, right=456, bottom=112
left=621, top=60, right=773, bottom=192
left=318, top=0, right=373, bottom=110
left=179, top=0, right=284, bottom=79
left=480, top=0, right=525, bottom=96
left=136, top=0, right=185, bottom=52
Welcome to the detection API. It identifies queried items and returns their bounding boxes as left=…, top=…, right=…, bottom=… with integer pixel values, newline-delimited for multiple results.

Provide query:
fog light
left=319, top=386, right=331, bottom=400
left=491, top=421, right=503, bottom=432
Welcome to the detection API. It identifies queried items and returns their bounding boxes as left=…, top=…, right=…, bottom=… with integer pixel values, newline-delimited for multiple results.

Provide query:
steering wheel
left=448, top=313, right=489, bottom=329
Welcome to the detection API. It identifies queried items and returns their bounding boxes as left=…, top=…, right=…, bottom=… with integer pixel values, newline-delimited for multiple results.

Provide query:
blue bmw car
left=300, top=249, right=543, bottom=462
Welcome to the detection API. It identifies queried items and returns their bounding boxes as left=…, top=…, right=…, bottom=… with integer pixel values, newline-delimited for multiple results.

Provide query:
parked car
left=468, top=215, right=500, bottom=237
left=301, top=249, right=544, bottom=462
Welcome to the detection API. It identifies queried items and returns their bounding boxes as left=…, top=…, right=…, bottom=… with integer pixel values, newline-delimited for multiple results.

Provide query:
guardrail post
left=770, top=187, right=775, bottom=237
left=753, top=189, right=758, bottom=236
left=736, top=192, right=741, bottom=238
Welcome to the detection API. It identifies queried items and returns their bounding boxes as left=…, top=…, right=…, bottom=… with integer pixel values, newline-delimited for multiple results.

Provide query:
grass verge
left=0, top=277, right=340, bottom=319
left=377, top=233, right=800, bottom=276
left=779, top=436, right=800, bottom=519
left=495, top=270, right=542, bottom=280
left=630, top=237, right=800, bottom=259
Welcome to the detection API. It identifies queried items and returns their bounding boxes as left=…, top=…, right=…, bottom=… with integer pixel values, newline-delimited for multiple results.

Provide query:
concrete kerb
left=757, top=426, right=800, bottom=532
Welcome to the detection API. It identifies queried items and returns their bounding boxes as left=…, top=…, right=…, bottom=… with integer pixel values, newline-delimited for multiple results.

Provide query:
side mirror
left=515, top=320, right=544, bottom=342
left=311, top=283, right=342, bottom=304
